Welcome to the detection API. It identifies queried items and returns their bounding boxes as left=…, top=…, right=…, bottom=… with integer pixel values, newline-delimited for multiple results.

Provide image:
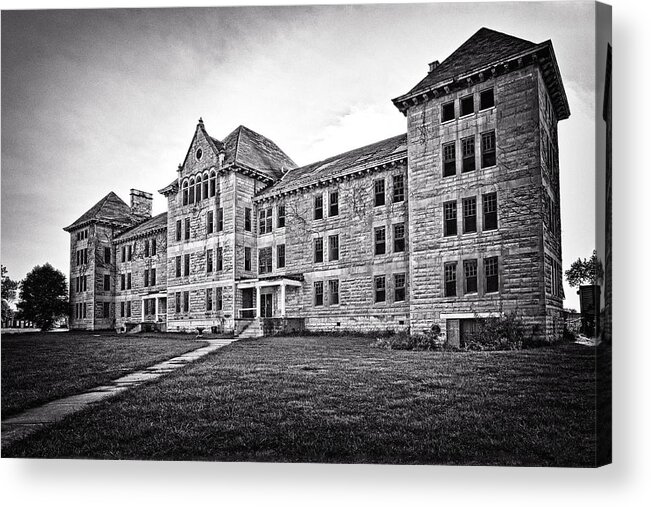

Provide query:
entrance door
left=260, top=293, right=273, bottom=318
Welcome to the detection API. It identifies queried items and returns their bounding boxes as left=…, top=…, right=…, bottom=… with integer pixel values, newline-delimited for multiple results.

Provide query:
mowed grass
left=3, top=335, right=597, bottom=466
left=1, top=332, right=204, bottom=418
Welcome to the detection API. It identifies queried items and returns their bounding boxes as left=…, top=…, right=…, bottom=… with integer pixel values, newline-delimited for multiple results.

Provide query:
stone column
left=155, top=298, right=160, bottom=321
left=255, top=285, right=260, bottom=318
left=141, top=299, right=145, bottom=322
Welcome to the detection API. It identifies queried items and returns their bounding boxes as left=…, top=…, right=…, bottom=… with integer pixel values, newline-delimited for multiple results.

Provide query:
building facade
left=64, top=28, right=570, bottom=343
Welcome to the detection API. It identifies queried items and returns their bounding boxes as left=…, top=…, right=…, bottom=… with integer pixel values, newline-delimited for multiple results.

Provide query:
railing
left=238, top=308, right=256, bottom=319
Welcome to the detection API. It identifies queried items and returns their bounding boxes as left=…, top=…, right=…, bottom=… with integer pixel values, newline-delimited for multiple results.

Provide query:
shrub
left=372, top=325, right=442, bottom=351
left=462, top=313, right=529, bottom=351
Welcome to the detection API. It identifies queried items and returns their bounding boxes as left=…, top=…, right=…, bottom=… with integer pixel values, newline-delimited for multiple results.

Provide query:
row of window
left=181, top=172, right=218, bottom=206
left=442, top=130, right=496, bottom=177
left=443, top=193, right=498, bottom=236
left=73, top=302, right=88, bottom=319
left=443, top=257, right=499, bottom=297
left=549, top=258, right=562, bottom=298
left=173, top=288, right=224, bottom=313
left=74, top=275, right=88, bottom=293
left=75, top=229, right=89, bottom=241
left=312, top=273, right=407, bottom=307
left=374, top=223, right=406, bottom=255
left=75, top=248, right=88, bottom=266
left=545, top=193, right=560, bottom=236
left=441, top=88, right=495, bottom=123
left=175, top=210, right=224, bottom=243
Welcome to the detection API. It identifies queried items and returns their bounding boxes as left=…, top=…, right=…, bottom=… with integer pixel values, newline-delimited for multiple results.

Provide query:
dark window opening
left=480, top=88, right=495, bottom=110
left=176, top=220, right=182, bottom=242
left=464, top=259, right=478, bottom=294
left=216, top=247, right=223, bottom=271
left=183, top=291, right=189, bottom=313
left=481, top=131, right=496, bottom=168
left=314, top=195, right=324, bottom=220
left=103, top=274, right=110, bottom=291
left=374, top=276, right=386, bottom=303
left=184, top=254, right=190, bottom=277
left=394, top=273, right=406, bottom=302
left=244, top=247, right=252, bottom=271
left=278, top=205, right=285, bottom=228
left=329, top=191, right=339, bottom=216
left=483, top=192, right=498, bottom=231
left=184, top=218, right=190, bottom=240
left=394, top=223, right=405, bottom=252
left=217, top=208, right=224, bottom=232
left=314, top=281, right=324, bottom=306
left=277, top=244, right=285, bottom=268
left=444, top=201, right=457, bottom=236
left=175, top=256, right=181, bottom=277
left=329, top=280, right=339, bottom=305
left=374, top=227, right=386, bottom=255
left=314, top=237, right=324, bottom=263
left=442, top=101, right=455, bottom=122
left=462, top=136, right=475, bottom=172
left=460, top=95, right=474, bottom=116
left=245, top=208, right=252, bottom=231
left=258, top=247, right=272, bottom=274
left=443, top=142, right=456, bottom=177
left=485, top=257, right=499, bottom=293
left=329, top=235, right=339, bottom=261
left=374, top=179, right=385, bottom=206
left=444, top=262, right=457, bottom=297
left=207, top=211, right=214, bottom=234
left=104, top=247, right=111, bottom=263
left=393, top=174, right=405, bottom=202
left=463, top=197, right=477, bottom=233
left=207, top=249, right=213, bottom=273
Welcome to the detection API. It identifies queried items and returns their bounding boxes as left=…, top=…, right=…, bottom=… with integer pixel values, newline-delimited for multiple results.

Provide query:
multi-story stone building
left=64, top=28, right=570, bottom=343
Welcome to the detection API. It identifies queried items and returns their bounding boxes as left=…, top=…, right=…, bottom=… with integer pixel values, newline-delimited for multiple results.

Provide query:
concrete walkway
left=1, top=338, right=238, bottom=450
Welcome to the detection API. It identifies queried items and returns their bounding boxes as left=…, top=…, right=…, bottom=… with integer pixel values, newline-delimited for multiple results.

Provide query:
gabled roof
left=223, top=125, right=297, bottom=181
left=63, top=191, right=136, bottom=231
left=114, top=212, right=167, bottom=242
left=256, top=133, right=407, bottom=198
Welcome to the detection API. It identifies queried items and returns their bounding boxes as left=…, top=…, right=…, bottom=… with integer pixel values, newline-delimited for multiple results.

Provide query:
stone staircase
left=237, top=319, right=263, bottom=339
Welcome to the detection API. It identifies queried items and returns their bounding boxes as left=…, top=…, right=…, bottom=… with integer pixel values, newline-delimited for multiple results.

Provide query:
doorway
left=260, top=293, right=273, bottom=318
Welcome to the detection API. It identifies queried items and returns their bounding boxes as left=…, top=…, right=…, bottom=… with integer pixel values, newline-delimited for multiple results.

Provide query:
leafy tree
left=565, top=250, right=604, bottom=288
left=17, top=263, right=68, bottom=331
left=1, top=265, right=19, bottom=322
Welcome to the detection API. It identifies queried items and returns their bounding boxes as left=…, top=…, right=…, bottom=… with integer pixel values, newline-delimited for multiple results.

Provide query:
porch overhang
left=237, top=277, right=303, bottom=289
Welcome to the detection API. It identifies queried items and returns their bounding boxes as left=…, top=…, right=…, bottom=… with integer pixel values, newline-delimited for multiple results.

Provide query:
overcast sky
left=1, top=1, right=599, bottom=309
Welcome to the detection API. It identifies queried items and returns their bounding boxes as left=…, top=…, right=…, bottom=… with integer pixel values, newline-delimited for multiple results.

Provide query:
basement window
left=442, top=101, right=455, bottom=122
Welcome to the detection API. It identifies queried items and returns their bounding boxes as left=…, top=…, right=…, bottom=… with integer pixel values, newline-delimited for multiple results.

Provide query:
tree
left=17, top=263, right=68, bottom=331
left=565, top=250, right=604, bottom=288
left=1, top=265, right=19, bottom=322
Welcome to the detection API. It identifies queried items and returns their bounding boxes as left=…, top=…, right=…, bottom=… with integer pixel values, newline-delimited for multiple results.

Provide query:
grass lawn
left=1, top=332, right=204, bottom=418
left=3, top=335, right=597, bottom=466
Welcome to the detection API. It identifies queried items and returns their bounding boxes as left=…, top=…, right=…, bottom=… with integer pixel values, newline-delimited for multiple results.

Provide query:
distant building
left=64, top=27, right=569, bottom=342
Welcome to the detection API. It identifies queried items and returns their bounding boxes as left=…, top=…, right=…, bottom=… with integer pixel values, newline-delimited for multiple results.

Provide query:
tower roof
left=63, top=191, right=137, bottom=231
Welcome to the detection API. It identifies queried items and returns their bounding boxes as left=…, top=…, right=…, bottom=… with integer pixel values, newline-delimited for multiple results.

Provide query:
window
left=144, top=240, right=150, bottom=258
left=83, top=303, right=87, bottom=318
left=207, top=211, right=214, bottom=234
left=83, top=276, right=87, bottom=291
left=216, top=287, right=223, bottom=311
left=393, top=174, right=405, bottom=202
left=183, top=291, right=189, bottom=312
left=443, top=201, right=457, bottom=236
left=277, top=244, right=285, bottom=268
left=175, top=256, right=181, bottom=277
left=443, top=142, right=456, bottom=177
left=184, top=218, right=190, bottom=240
left=196, top=176, right=202, bottom=201
left=314, top=281, right=324, bottom=306
left=151, top=239, right=156, bottom=256
left=460, top=95, right=474, bottom=116
left=144, top=269, right=149, bottom=287
left=150, top=268, right=156, bottom=286
left=104, top=247, right=111, bottom=263
left=216, top=247, right=223, bottom=271
left=329, top=191, right=339, bottom=216
left=329, top=235, right=339, bottom=261
left=207, top=249, right=213, bottom=273
left=189, top=178, right=195, bottom=205
left=245, top=208, right=252, bottom=232
left=244, top=247, right=251, bottom=271
left=278, top=205, right=286, bottom=228
left=126, top=301, right=131, bottom=318
left=206, top=288, right=213, bottom=311
left=314, top=195, right=323, bottom=220
left=462, top=197, right=477, bottom=233
left=374, top=179, right=385, bottom=206
left=483, top=193, right=498, bottom=231
left=314, top=237, right=324, bottom=263
left=259, top=247, right=272, bottom=274
left=442, top=101, right=455, bottom=122
left=103, top=302, right=110, bottom=319
left=126, top=245, right=131, bottom=262
left=480, top=88, right=495, bottom=110
left=127, top=273, right=131, bottom=289
left=120, top=301, right=125, bottom=318
left=103, top=274, right=110, bottom=291
left=444, top=262, right=457, bottom=297
left=374, top=276, right=386, bottom=303
left=464, top=259, right=478, bottom=293
left=184, top=254, right=190, bottom=276
left=176, top=220, right=182, bottom=242
left=175, top=293, right=181, bottom=313
left=209, top=172, right=216, bottom=198
left=182, top=181, right=189, bottom=206
left=202, top=177, right=209, bottom=201
left=394, top=273, right=406, bottom=302
left=394, top=223, right=405, bottom=252
left=120, top=274, right=126, bottom=291
left=481, top=131, right=496, bottom=168
left=259, top=208, right=272, bottom=234
left=462, top=136, right=475, bottom=172
left=121, top=246, right=126, bottom=263
left=485, top=257, right=499, bottom=293
left=216, top=208, right=224, bottom=232
left=329, top=279, right=339, bottom=305
left=374, top=227, right=386, bottom=255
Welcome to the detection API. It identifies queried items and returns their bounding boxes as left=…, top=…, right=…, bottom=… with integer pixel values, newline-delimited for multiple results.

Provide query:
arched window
left=182, top=180, right=189, bottom=206
left=189, top=177, right=195, bottom=204
left=209, top=171, right=216, bottom=198
left=202, top=173, right=209, bottom=200
left=196, top=175, right=202, bottom=202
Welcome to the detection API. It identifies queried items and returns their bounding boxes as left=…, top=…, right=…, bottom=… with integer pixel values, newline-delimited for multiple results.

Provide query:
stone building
left=64, top=28, right=570, bottom=342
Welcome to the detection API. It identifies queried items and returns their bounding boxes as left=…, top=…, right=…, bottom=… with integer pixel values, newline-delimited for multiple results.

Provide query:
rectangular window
left=314, top=195, right=323, bottom=220
left=126, top=245, right=131, bottom=262
left=444, top=201, right=457, bottom=236
left=314, top=281, right=324, bottom=306
left=83, top=276, right=87, bottom=291
left=464, top=259, right=478, bottom=294
left=121, top=246, right=126, bottom=263
left=258, top=247, right=272, bottom=274
left=216, top=247, right=223, bottom=271
left=184, top=254, right=190, bottom=276
left=151, top=239, right=156, bottom=256
left=206, top=288, right=213, bottom=311
left=176, top=256, right=181, bottom=277
left=175, top=293, right=181, bottom=313
left=374, top=227, right=386, bottom=255
left=485, top=257, right=499, bottom=293
left=217, top=208, right=224, bottom=232
left=374, top=179, right=385, bottom=206
left=444, top=262, right=457, bottom=297
left=329, top=279, right=339, bottom=305
left=329, top=191, right=339, bottom=216
left=184, top=218, right=190, bottom=240
left=245, top=207, right=252, bottom=232
left=393, top=223, right=405, bottom=253
left=144, top=240, right=150, bottom=258
left=460, top=95, right=474, bottom=116
left=481, top=131, right=496, bottom=168
left=103, top=302, right=110, bottom=319
left=121, top=274, right=126, bottom=291
left=176, top=220, right=182, bottom=242
left=127, top=273, right=131, bottom=289
left=126, top=301, right=131, bottom=318
left=443, top=142, right=456, bottom=177
left=150, top=268, right=156, bottom=287
left=314, top=237, right=324, bottom=263
left=144, top=269, right=149, bottom=287
left=258, top=208, right=272, bottom=234
left=374, top=275, right=386, bottom=303
left=463, top=197, right=477, bottom=233
left=104, top=247, right=111, bottom=263
left=393, top=174, right=405, bottom=202
left=462, top=136, right=475, bottom=172
left=120, top=301, right=125, bottom=318
left=277, top=205, right=285, bottom=228
left=207, top=211, right=214, bottom=234
left=216, top=287, right=223, bottom=311
left=394, top=273, right=406, bottom=302
left=244, top=247, right=251, bottom=271
left=103, top=274, right=110, bottom=291
left=84, top=248, right=88, bottom=264
left=480, top=88, right=495, bottom=110
left=277, top=244, right=285, bottom=268
left=483, top=192, right=498, bottom=231
left=183, top=291, right=189, bottom=312
left=442, top=101, right=455, bottom=122
left=329, top=235, right=339, bottom=261
left=207, top=249, right=213, bottom=273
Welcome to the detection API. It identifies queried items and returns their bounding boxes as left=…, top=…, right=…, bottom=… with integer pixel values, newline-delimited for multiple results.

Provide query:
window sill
left=441, top=119, right=455, bottom=125
left=459, top=112, right=475, bottom=119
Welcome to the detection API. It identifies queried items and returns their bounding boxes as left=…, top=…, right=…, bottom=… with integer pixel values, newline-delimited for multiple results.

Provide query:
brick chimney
left=130, top=189, right=152, bottom=219
left=428, top=60, right=440, bottom=72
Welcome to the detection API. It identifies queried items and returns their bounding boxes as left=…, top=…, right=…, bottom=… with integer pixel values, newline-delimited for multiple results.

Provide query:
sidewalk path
left=1, top=338, right=238, bottom=450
